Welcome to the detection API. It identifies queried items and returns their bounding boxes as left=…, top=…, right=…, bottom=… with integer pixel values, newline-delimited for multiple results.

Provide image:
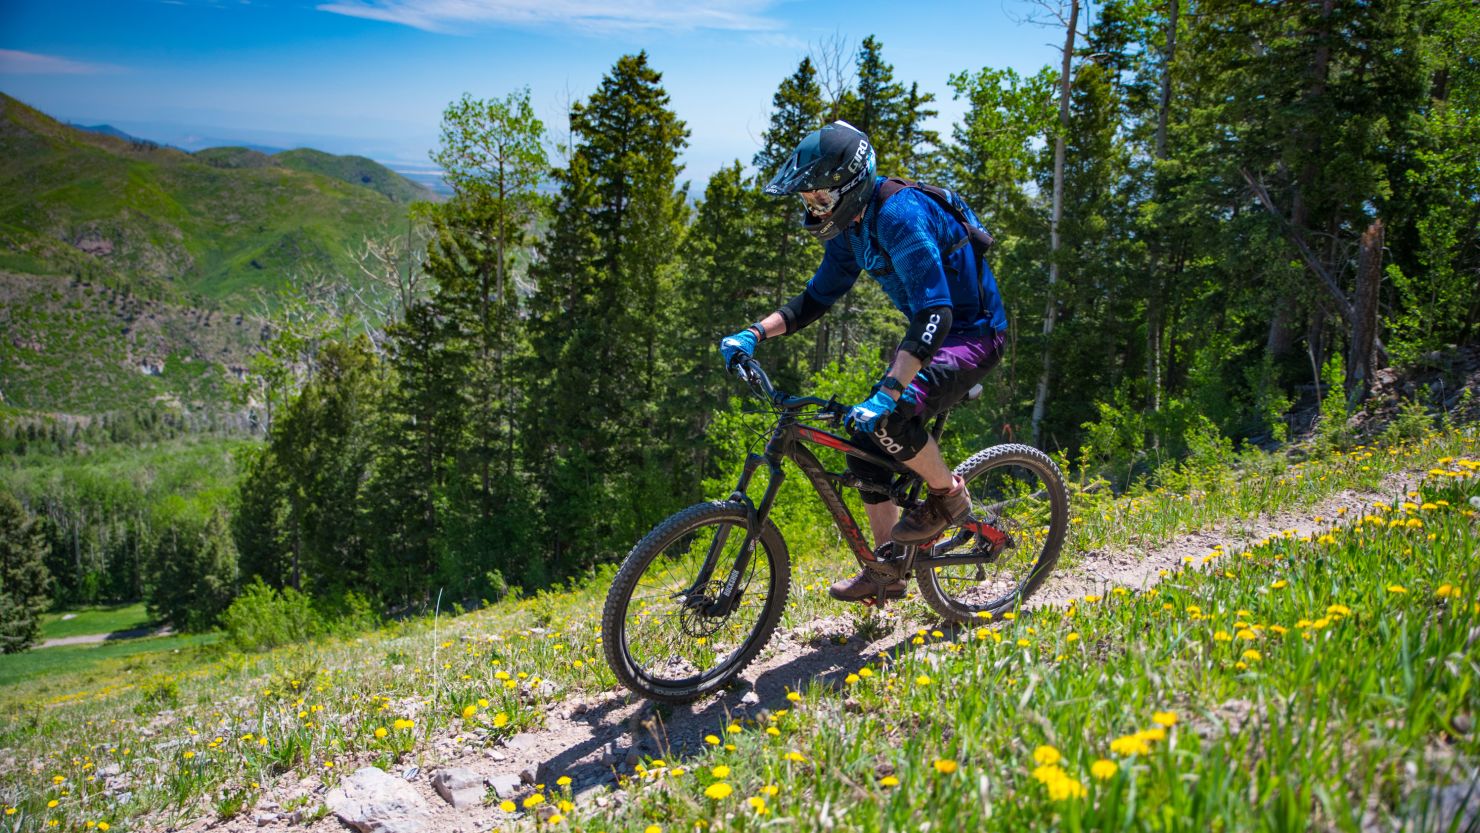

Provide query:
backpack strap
left=867, top=177, right=996, bottom=324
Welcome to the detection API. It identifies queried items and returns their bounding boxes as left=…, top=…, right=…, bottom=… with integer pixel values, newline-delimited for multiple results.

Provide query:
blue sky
left=0, top=0, right=1073, bottom=180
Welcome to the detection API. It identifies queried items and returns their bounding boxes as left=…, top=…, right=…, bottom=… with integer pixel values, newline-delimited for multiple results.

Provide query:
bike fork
left=688, top=452, right=784, bottom=617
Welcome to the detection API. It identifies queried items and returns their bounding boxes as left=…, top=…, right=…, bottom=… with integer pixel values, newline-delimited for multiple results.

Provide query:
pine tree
left=525, top=52, right=689, bottom=573
left=753, top=57, right=827, bottom=381
left=0, top=490, right=51, bottom=653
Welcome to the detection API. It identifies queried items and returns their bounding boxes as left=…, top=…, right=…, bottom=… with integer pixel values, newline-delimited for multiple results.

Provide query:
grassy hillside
left=0, top=92, right=421, bottom=309
left=0, top=271, right=260, bottom=414
left=274, top=148, right=432, bottom=205
left=0, top=426, right=1473, bottom=832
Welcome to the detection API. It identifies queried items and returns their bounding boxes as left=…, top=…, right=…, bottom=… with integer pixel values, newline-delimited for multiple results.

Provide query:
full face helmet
left=763, top=120, right=876, bottom=242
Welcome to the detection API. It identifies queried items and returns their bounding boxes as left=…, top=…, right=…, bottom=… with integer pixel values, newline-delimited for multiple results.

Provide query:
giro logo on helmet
left=848, top=140, right=870, bottom=173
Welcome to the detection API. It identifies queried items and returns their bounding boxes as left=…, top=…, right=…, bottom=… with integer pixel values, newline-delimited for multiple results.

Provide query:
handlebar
left=732, top=357, right=845, bottom=422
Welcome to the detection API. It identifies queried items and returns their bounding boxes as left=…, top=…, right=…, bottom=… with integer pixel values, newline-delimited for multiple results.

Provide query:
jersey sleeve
left=804, top=234, right=862, bottom=306
left=875, top=190, right=953, bottom=312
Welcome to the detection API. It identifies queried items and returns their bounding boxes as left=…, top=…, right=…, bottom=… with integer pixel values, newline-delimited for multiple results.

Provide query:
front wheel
left=602, top=502, right=790, bottom=703
left=916, top=443, right=1069, bottom=623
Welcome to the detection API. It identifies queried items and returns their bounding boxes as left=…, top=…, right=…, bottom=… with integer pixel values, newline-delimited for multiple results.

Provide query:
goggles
left=799, top=188, right=842, bottom=217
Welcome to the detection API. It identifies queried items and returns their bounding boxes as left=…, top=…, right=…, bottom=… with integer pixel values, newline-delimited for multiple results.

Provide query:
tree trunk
left=1031, top=0, right=1079, bottom=448
left=1146, top=0, right=1178, bottom=446
left=1347, top=219, right=1384, bottom=404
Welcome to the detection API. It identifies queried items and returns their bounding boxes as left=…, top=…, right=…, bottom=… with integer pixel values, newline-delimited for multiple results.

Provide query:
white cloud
left=315, top=0, right=782, bottom=34
left=0, top=49, right=123, bottom=76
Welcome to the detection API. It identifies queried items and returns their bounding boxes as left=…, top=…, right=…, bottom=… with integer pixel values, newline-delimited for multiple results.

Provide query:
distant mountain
left=0, top=92, right=436, bottom=416
left=69, top=122, right=171, bottom=148
left=0, top=92, right=428, bottom=309
left=274, top=148, right=433, bottom=205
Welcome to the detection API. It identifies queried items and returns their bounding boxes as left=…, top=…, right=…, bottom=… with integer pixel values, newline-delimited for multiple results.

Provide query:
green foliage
left=219, top=579, right=321, bottom=652
left=0, top=490, right=51, bottom=653
left=1316, top=353, right=1355, bottom=453
left=147, top=509, right=238, bottom=631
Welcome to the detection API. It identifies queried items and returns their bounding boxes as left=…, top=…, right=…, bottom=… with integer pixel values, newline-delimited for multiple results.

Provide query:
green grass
left=0, top=632, right=219, bottom=688
left=0, top=429, right=1473, bottom=832
left=40, top=604, right=153, bottom=641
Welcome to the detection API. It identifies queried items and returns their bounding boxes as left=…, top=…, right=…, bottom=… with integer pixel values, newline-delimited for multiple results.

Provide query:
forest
left=1, top=0, right=1476, bottom=643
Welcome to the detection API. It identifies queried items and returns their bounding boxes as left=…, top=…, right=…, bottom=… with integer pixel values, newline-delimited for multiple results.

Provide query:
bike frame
left=688, top=360, right=1009, bottom=616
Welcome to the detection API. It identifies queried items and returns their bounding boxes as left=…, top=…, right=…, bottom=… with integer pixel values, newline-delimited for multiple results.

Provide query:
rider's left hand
left=845, top=389, right=898, bottom=433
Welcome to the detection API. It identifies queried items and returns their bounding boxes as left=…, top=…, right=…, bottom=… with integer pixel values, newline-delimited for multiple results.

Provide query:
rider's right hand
left=719, top=327, right=760, bottom=370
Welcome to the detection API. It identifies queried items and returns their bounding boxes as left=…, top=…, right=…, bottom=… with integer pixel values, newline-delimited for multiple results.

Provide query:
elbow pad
left=778, top=288, right=831, bottom=334
left=899, top=305, right=953, bottom=361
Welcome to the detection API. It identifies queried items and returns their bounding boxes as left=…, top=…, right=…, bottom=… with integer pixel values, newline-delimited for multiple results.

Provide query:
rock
left=740, top=691, right=761, bottom=706
left=624, top=746, right=641, bottom=768
left=325, top=766, right=432, bottom=833
left=504, top=734, right=535, bottom=752
left=255, top=812, right=278, bottom=827
left=431, top=767, right=486, bottom=809
left=486, top=749, right=507, bottom=761
left=519, top=768, right=537, bottom=785
left=488, top=773, right=522, bottom=800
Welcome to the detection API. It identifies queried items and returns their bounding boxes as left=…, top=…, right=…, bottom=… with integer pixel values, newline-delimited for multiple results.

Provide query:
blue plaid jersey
left=802, top=177, right=1008, bottom=335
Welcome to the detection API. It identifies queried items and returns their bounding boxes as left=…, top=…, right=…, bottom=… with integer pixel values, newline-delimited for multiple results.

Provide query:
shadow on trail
left=522, top=619, right=941, bottom=793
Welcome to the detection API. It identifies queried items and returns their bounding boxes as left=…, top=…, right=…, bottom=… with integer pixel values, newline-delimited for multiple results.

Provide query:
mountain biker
left=720, top=120, right=1008, bottom=604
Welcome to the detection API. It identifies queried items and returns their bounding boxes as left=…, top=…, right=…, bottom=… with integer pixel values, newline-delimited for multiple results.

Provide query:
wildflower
left=974, top=611, right=993, bottom=620
left=785, top=751, right=807, bottom=762
left=934, top=759, right=959, bottom=774
left=522, top=793, right=545, bottom=809
left=760, top=784, right=780, bottom=796
left=548, top=814, right=565, bottom=824
left=98, top=824, right=110, bottom=832
left=1214, top=631, right=1232, bottom=642
left=645, top=826, right=662, bottom=833
left=845, top=673, right=860, bottom=684
left=858, top=667, right=874, bottom=678
left=492, top=712, right=509, bottom=729
left=1242, top=649, right=1262, bottom=662
left=704, top=782, right=733, bottom=800
left=1066, top=632, right=1080, bottom=643
left=1387, top=585, right=1408, bottom=595
left=1437, top=584, right=1460, bottom=599
left=748, top=796, right=769, bottom=814
left=1152, top=711, right=1177, bottom=727
left=47, top=801, right=59, bottom=809
left=461, top=705, right=477, bottom=719
left=499, top=801, right=516, bottom=812
left=1109, top=735, right=1151, bottom=756
left=879, top=775, right=899, bottom=787
left=1047, top=775, right=1087, bottom=800
left=1090, top=759, right=1118, bottom=780
left=1033, top=745, right=1061, bottom=766
left=557, top=776, right=572, bottom=787
left=727, top=724, right=742, bottom=734
left=393, top=719, right=415, bottom=730
left=916, top=674, right=932, bottom=686
left=1270, top=580, right=1288, bottom=590
left=711, top=765, right=730, bottom=779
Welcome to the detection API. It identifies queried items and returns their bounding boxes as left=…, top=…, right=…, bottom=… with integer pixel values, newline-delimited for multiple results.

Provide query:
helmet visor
left=800, top=188, right=841, bottom=218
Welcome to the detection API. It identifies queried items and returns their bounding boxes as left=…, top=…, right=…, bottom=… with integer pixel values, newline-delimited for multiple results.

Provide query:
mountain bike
left=601, top=358, right=1069, bottom=703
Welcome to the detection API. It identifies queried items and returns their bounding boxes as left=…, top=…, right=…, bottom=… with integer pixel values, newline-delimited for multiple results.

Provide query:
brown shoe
left=828, top=569, right=907, bottom=604
left=892, top=475, right=972, bottom=545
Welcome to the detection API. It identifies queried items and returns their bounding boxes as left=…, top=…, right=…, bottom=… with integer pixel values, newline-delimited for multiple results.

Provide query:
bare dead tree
left=810, top=31, right=854, bottom=121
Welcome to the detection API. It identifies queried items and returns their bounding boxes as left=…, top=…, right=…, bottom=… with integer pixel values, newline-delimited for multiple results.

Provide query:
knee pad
left=869, top=412, right=928, bottom=461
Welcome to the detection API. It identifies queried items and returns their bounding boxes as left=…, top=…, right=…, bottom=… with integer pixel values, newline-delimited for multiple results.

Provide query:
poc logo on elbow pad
left=922, top=313, right=941, bottom=345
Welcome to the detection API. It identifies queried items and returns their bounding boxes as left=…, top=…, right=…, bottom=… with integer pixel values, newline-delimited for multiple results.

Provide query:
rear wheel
left=602, top=502, right=790, bottom=703
left=916, top=443, right=1069, bottom=623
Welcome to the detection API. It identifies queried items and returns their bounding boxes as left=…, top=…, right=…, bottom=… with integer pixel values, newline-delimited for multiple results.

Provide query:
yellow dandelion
left=500, top=800, right=516, bottom=812
left=1152, top=711, right=1177, bottom=727
left=522, top=793, right=545, bottom=809
left=915, top=674, right=932, bottom=686
left=1033, top=745, right=1061, bottom=766
left=461, top=704, right=477, bottom=719
left=1388, top=585, right=1408, bottom=594
left=711, top=765, right=730, bottom=779
left=933, top=759, right=959, bottom=774
left=786, top=691, right=801, bottom=702
left=880, top=775, right=899, bottom=787
left=1090, top=759, right=1118, bottom=780
left=704, top=782, right=733, bottom=800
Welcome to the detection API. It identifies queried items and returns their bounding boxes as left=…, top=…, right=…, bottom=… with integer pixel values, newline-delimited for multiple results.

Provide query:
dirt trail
left=209, top=466, right=1426, bottom=833
left=39, top=626, right=172, bottom=649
